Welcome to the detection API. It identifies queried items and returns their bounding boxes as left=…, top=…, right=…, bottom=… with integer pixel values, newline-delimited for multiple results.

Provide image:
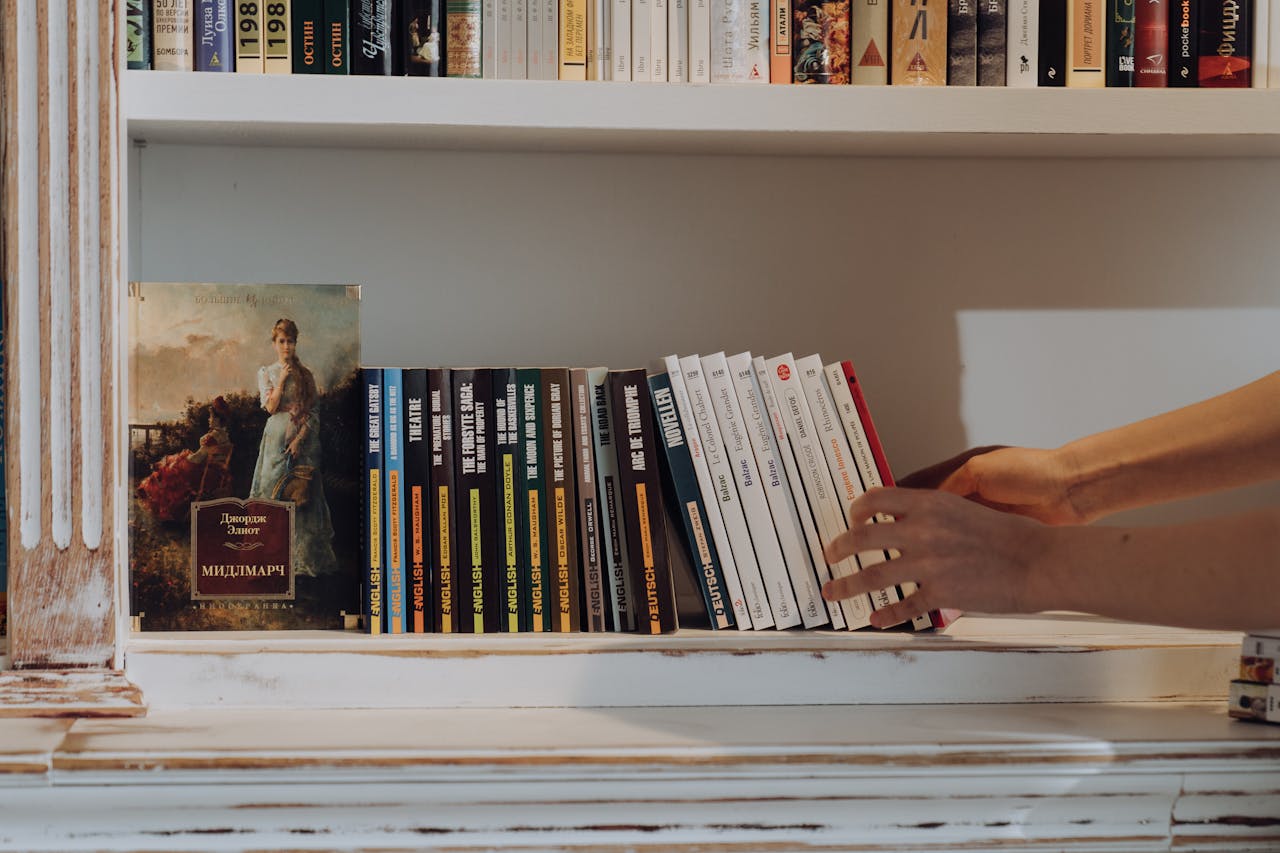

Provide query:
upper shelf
left=125, top=70, right=1280, bottom=158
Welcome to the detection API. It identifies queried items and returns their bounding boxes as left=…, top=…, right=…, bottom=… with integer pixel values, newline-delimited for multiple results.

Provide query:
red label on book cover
left=190, top=498, right=295, bottom=599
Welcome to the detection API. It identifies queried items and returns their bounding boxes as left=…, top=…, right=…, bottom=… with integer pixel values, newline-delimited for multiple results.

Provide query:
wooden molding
left=0, top=670, right=143, bottom=718
left=2, top=0, right=120, bottom=668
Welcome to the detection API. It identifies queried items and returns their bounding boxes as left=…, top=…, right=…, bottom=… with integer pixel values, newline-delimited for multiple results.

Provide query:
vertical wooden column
left=2, top=0, right=121, bottom=668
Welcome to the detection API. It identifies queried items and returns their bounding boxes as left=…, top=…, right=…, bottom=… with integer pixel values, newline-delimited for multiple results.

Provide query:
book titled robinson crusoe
left=129, top=283, right=362, bottom=631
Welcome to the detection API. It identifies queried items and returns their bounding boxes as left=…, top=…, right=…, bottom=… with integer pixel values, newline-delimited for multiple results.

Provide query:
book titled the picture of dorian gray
left=128, top=283, right=362, bottom=631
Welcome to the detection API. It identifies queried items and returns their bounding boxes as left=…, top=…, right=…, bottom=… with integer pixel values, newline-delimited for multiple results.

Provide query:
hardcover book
left=403, top=368, right=432, bottom=632
left=196, top=0, right=235, bottom=70
left=352, top=0, right=395, bottom=73
left=771, top=0, right=791, bottom=82
left=977, top=0, right=1007, bottom=85
left=948, top=0, right=978, bottom=84
left=1039, top=0, right=1067, bottom=83
left=292, top=0, right=324, bottom=73
left=852, top=0, right=889, bottom=84
left=154, top=0, right=196, bottom=71
left=1106, top=0, right=1136, bottom=86
left=325, top=0, right=350, bottom=72
left=1006, top=0, right=1037, bottom=85
left=127, top=0, right=154, bottom=69
left=129, top=283, right=362, bottom=631
left=893, top=0, right=947, bottom=84
left=263, top=0, right=293, bottom=73
left=1068, top=0, right=1106, bottom=86
left=1169, top=0, right=1198, bottom=85
left=447, top=0, right=483, bottom=75
left=1134, top=0, right=1168, bottom=85
left=403, top=0, right=448, bottom=75
left=1198, top=0, right=1251, bottom=87
left=791, top=0, right=852, bottom=83
left=428, top=368, right=459, bottom=632
left=714, top=0, right=769, bottom=82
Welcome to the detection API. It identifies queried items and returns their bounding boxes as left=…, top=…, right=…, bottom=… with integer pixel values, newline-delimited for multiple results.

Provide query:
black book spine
left=1197, top=0, right=1251, bottom=87
left=351, top=0, right=394, bottom=73
left=977, top=0, right=1007, bottom=84
left=292, top=0, right=327, bottom=72
left=1038, top=0, right=1068, bottom=84
left=571, top=370, right=606, bottom=632
left=541, top=368, right=581, bottom=633
left=428, top=369, right=458, bottom=633
left=518, top=369, right=550, bottom=632
left=493, top=368, right=523, bottom=632
left=1106, top=0, right=1136, bottom=85
left=454, top=369, right=499, bottom=633
left=608, top=370, right=678, bottom=635
left=1169, top=0, right=1199, bottom=85
left=403, top=369, right=431, bottom=633
left=948, top=0, right=978, bottom=84
left=401, top=0, right=448, bottom=75
left=324, top=0, right=349, bottom=72
left=362, top=368, right=384, bottom=634
left=127, top=0, right=152, bottom=69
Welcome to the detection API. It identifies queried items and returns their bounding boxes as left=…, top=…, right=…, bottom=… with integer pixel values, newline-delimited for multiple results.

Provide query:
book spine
left=729, top=353, right=825, bottom=629
left=292, top=0, right=325, bottom=72
left=363, top=369, right=385, bottom=634
left=792, top=0, right=850, bottom=82
left=688, top=0, right=709, bottom=80
left=679, top=355, right=772, bottom=629
left=669, top=0, right=688, bottom=81
left=324, top=0, right=349, bottom=71
left=1006, top=0, right=1037, bottom=85
left=428, top=369, right=458, bottom=633
left=796, top=356, right=900, bottom=615
left=235, top=0, right=264, bottom=71
left=455, top=369, right=499, bottom=633
left=512, top=0, right=528, bottom=76
left=763, top=354, right=872, bottom=630
left=771, top=0, right=791, bottom=82
left=1270, top=0, right=1279, bottom=86
left=542, top=369, right=580, bottom=632
left=715, top=0, right=769, bottom=82
left=1252, top=0, right=1267, bottom=86
left=613, top=0, right=633, bottom=77
left=1229, top=680, right=1280, bottom=723
left=589, top=367, right=634, bottom=632
left=484, top=0, right=499, bottom=76
left=893, top=0, right=947, bottom=83
left=851, top=0, right=889, bottom=83
left=351, top=0, right=394, bottom=72
left=571, top=370, right=606, bottom=631
left=153, top=0, right=196, bottom=71
left=403, top=369, right=431, bottom=633
left=1242, top=634, right=1280, bottom=662
left=544, top=0, right=559, bottom=78
left=752, top=356, right=842, bottom=630
left=948, top=0, right=978, bottom=83
left=1240, top=656, right=1277, bottom=684
left=1135, top=0, right=1168, bottom=84
left=634, top=0, right=652, bottom=79
left=402, top=0, right=447, bottom=74
left=1169, top=0, right=1198, bottom=84
left=609, top=370, right=679, bottom=634
left=701, top=353, right=800, bottom=629
left=1039, top=0, right=1067, bottom=82
left=560, top=0, right=589, bottom=77
left=263, top=0, right=292, bottom=71
left=383, top=368, right=407, bottom=634
left=1106, top=0, right=1135, bottom=85
left=127, top=0, right=154, bottom=69
left=977, top=0, right=1007, bottom=84
left=590, top=0, right=608, bottom=78
left=493, top=369, right=524, bottom=632
left=1068, top=0, right=1106, bottom=86
left=447, top=0, right=483, bottom=75
left=529, top=0, right=544, bottom=76
left=663, top=355, right=751, bottom=629
left=499, top=0, right=513, bottom=76
left=652, top=0, right=669, bottom=79
left=649, top=372, right=734, bottom=630
left=518, top=369, right=552, bottom=631
left=1198, top=0, right=1251, bottom=87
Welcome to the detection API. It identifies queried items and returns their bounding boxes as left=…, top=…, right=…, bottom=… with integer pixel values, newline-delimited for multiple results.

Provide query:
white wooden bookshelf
left=124, top=70, right=1280, bottom=157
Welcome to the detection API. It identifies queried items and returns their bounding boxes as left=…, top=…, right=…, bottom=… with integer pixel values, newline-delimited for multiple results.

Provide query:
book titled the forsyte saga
left=129, top=282, right=363, bottom=630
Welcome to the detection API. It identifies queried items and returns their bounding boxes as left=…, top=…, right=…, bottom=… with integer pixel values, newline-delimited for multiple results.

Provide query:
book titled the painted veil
left=129, top=283, right=363, bottom=630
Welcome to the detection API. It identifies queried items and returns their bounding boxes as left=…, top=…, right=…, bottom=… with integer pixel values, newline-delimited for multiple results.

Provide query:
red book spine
left=1135, top=0, right=1169, bottom=86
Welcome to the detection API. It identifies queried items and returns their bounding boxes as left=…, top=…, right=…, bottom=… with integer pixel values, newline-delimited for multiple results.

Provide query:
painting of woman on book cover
left=129, top=283, right=362, bottom=630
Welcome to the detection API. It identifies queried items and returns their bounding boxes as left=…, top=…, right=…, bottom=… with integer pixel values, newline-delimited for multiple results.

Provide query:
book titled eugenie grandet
left=128, top=282, right=363, bottom=631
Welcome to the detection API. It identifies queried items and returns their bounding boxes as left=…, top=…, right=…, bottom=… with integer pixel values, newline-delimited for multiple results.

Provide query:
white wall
left=132, top=145, right=1280, bottom=526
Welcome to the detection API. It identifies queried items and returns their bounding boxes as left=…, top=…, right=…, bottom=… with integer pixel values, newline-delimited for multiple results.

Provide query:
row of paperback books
left=127, top=0, right=1279, bottom=86
left=1230, top=630, right=1280, bottom=724
left=361, top=354, right=945, bottom=635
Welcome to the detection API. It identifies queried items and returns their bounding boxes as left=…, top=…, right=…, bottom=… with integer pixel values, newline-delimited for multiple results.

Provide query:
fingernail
left=821, top=583, right=833, bottom=601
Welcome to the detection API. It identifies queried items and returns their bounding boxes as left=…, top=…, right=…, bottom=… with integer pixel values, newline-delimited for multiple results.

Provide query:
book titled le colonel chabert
left=129, top=283, right=363, bottom=631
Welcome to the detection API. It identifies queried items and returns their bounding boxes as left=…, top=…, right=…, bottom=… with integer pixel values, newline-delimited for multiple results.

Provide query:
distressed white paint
left=76, top=0, right=103, bottom=551
left=16, top=0, right=41, bottom=548
left=48, top=0, right=73, bottom=550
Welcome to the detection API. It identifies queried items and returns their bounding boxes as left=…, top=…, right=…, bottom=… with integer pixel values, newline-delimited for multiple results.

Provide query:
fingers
left=843, top=486, right=920, bottom=528
left=823, top=516, right=902, bottom=565
left=898, top=445, right=1007, bottom=490
left=821, top=558, right=923, bottom=606
left=867, top=591, right=933, bottom=629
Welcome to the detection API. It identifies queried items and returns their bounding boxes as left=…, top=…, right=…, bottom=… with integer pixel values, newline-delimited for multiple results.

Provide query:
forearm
left=1060, top=371, right=1280, bottom=520
left=1028, top=508, right=1280, bottom=631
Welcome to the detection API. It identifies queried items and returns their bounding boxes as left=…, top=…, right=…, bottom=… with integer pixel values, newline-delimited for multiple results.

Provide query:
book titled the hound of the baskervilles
left=128, top=282, right=363, bottom=631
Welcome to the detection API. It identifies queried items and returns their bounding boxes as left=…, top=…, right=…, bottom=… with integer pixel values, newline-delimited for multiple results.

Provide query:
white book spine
left=1255, top=0, right=1270, bottom=88
left=612, top=0, right=632, bottom=77
left=754, top=357, right=844, bottom=629
left=689, top=0, right=711, bottom=81
left=711, top=0, right=767, bottom=81
left=669, top=0, right=688, bottom=81
left=1006, top=0, right=1038, bottom=87
left=589, top=367, right=634, bottom=631
left=594, top=0, right=611, bottom=78
left=747, top=0, right=768, bottom=80
left=634, top=0, right=652, bottom=79
left=1243, top=634, right=1280, bottom=661
left=823, top=362, right=930, bottom=631
left=663, top=355, right=751, bottom=629
left=498, top=0, right=514, bottom=76
left=702, top=353, right=800, bottom=629
left=513, top=0, right=529, bottom=77
left=652, top=0, right=669, bottom=79
left=153, top=0, right=195, bottom=71
left=764, top=354, right=872, bottom=630
left=679, top=355, right=773, bottom=629
left=543, top=0, right=559, bottom=78
left=730, top=353, right=827, bottom=629
left=484, top=0, right=499, bottom=76
left=1271, top=0, right=1280, bottom=88
left=796, top=355, right=899, bottom=615
left=528, top=0, right=543, bottom=77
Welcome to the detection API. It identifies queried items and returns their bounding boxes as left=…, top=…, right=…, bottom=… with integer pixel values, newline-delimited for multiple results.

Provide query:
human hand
left=286, top=436, right=303, bottom=458
left=900, top=445, right=1087, bottom=525
left=821, top=487, right=1054, bottom=628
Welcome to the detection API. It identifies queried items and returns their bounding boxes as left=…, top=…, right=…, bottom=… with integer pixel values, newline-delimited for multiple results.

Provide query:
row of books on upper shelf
left=1230, top=630, right=1280, bottom=724
left=127, top=0, right=1279, bottom=87
left=360, top=354, right=949, bottom=636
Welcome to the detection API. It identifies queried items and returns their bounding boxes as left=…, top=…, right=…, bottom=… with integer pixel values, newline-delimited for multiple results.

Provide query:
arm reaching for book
left=821, top=487, right=1280, bottom=632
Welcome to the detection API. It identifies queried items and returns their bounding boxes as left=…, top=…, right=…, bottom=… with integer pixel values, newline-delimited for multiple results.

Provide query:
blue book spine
left=648, top=373, right=733, bottom=630
left=362, top=368, right=384, bottom=635
left=383, top=368, right=407, bottom=634
left=195, top=0, right=236, bottom=70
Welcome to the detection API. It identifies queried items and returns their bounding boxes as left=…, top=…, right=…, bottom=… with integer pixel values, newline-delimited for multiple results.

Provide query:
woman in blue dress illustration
left=249, top=318, right=338, bottom=580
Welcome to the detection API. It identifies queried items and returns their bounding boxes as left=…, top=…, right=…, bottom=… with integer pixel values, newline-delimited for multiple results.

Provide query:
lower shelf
left=124, top=613, right=1242, bottom=709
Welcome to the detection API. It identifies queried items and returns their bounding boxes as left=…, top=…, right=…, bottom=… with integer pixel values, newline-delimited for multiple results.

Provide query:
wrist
left=1057, top=442, right=1118, bottom=523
